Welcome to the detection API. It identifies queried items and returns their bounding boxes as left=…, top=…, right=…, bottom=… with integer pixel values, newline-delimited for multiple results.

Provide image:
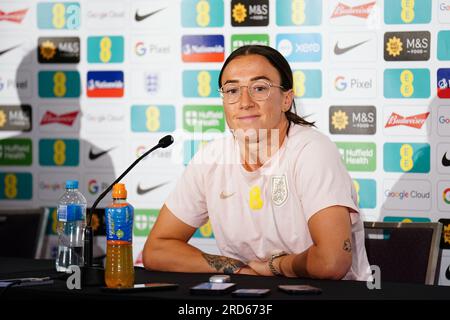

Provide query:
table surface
left=1, top=257, right=450, bottom=301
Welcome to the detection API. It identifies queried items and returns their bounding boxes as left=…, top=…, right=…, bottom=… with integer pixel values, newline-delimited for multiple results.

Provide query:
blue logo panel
left=383, top=69, right=430, bottom=98
left=438, top=31, right=450, bottom=61
left=37, top=2, right=81, bottom=30
left=0, top=172, right=32, bottom=200
left=276, top=33, right=322, bottom=62
left=383, top=143, right=430, bottom=173
left=276, top=0, right=322, bottom=26
left=38, top=71, right=81, bottom=98
left=183, top=70, right=220, bottom=98
left=353, top=179, right=376, bottom=209
left=87, top=36, right=124, bottom=63
left=39, top=139, right=79, bottom=167
left=384, top=0, right=431, bottom=24
left=181, top=0, right=224, bottom=27
left=292, top=69, right=322, bottom=98
left=131, top=105, right=176, bottom=132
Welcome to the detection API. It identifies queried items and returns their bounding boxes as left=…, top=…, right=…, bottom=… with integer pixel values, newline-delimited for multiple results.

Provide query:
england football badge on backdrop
left=271, top=175, right=288, bottom=206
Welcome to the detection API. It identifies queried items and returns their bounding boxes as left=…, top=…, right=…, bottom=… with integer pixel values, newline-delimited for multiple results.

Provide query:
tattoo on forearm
left=202, top=253, right=245, bottom=274
left=343, top=238, right=352, bottom=253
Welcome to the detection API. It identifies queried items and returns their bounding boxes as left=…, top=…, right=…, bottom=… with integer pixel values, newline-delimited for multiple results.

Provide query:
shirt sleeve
left=164, top=149, right=209, bottom=228
left=295, top=133, right=360, bottom=223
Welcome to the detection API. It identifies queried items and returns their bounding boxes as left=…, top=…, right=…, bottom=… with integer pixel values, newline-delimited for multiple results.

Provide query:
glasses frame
left=218, top=79, right=285, bottom=104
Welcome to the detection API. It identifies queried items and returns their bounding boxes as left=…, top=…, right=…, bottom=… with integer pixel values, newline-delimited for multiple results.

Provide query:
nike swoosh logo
left=137, top=182, right=169, bottom=195
left=442, top=152, right=450, bottom=167
left=334, top=40, right=370, bottom=55
left=0, top=44, right=21, bottom=56
left=135, top=8, right=166, bottom=22
left=446, top=264, right=450, bottom=280
left=220, top=191, right=235, bottom=200
left=88, top=147, right=115, bottom=160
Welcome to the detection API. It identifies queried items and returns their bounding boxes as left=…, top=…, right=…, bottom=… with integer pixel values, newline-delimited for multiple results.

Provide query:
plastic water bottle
left=56, top=180, right=87, bottom=272
left=105, top=183, right=135, bottom=288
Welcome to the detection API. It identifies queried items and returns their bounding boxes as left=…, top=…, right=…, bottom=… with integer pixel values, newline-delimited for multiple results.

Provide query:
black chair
left=0, top=208, right=47, bottom=259
left=364, top=221, right=443, bottom=285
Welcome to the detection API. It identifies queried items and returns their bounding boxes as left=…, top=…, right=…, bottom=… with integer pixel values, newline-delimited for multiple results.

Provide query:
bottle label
left=57, top=204, right=85, bottom=222
left=105, top=205, right=133, bottom=243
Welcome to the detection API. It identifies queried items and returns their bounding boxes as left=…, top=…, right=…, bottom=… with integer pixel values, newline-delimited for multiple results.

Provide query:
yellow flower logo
left=0, top=110, right=7, bottom=128
left=40, top=40, right=57, bottom=60
left=386, top=36, right=403, bottom=57
left=232, top=3, right=247, bottom=23
left=331, top=110, right=349, bottom=131
left=444, top=225, right=450, bottom=245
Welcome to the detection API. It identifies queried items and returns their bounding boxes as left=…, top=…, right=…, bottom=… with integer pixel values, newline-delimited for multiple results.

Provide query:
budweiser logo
left=40, top=111, right=79, bottom=126
left=331, top=2, right=376, bottom=19
left=385, top=112, right=430, bottom=129
left=0, top=9, right=28, bottom=23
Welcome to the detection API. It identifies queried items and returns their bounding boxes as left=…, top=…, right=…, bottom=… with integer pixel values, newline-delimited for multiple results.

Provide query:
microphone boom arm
left=85, top=135, right=174, bottom=267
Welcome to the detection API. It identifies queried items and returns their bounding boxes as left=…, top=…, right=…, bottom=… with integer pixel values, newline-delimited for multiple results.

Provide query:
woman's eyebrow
left=222, top=76, right=272, bottom=85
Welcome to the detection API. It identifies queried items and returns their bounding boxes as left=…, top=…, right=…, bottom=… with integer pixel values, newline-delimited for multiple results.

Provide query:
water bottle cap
left=112, top=183, right=127, bottom=199
left=65, top=180, right=78, bottom=189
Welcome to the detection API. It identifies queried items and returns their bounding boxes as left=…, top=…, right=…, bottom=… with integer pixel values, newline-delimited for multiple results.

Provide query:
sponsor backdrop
left=1, top=0, right=450, bottom=284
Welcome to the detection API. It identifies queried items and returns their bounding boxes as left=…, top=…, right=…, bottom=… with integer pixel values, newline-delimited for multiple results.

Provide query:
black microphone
left=84, top=135, right=174, bottom=269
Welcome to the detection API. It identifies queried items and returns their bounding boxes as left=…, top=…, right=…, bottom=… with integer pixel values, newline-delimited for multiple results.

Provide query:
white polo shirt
left=166, top=124, right=371, bottom=281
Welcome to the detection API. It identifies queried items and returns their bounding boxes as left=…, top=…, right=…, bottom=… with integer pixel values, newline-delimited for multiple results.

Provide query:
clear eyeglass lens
left=221, top=81, right=271, bottom=103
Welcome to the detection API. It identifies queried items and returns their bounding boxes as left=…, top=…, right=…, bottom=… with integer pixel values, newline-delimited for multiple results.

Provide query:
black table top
left=1, top=257, right=450, bottom=302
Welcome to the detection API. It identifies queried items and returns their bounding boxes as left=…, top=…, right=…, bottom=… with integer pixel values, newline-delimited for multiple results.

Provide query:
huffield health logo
left=384, top=0, right=431, bottom=24
left=231, top=34, right=269, bottom=52
left=276, top=0, right=322, bottom=26
left=193, top=220, right=215, bottom=239
left=335, top=142, right=376, bottom=172
left=384, top=142, right=430, bottom=173
left=292, top=70, right=322, bottom=98
left=353, top=179, right=376, bottom=209
left=0, top=138, right=32, bottom=165
left=329, top=106, right=376, bottom=135
left=384, top=31, right=430, bottom=61
left=182, top=70, right=220, bottom=98
left=0, top=172, right=32, bottom=200
left=131, top=105, right=175, bottom=132
left=181, top=0, right=224, bottom=27
left=231, top=0, right=269, bottom=26
left=0, top=105, right=31, bottom=131
left=38, top=37, right=80, bottom=63
left=133, top=209, right=159, bottom=237
left=384, top=69, right=430, bottom=99
left=183, top=105, right=224, bottom=133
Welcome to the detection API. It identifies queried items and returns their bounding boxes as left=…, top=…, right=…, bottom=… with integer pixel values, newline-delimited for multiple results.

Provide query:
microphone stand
left=82, top=135, right=174, bottom=285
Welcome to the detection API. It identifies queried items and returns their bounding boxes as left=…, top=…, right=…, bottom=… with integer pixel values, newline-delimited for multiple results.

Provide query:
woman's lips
left=237, top=115, right=260, bottom=122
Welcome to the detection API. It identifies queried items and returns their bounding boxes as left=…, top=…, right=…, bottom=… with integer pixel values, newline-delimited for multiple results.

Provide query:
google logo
left=443, top=188, right=450, bottom=205
left=88, top=179, right=99, bottom=194
left=334, top=76, right=347, bottom=91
